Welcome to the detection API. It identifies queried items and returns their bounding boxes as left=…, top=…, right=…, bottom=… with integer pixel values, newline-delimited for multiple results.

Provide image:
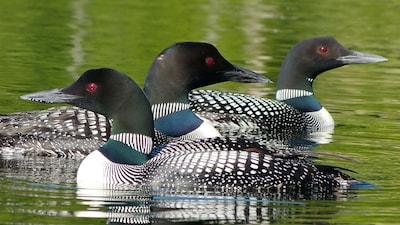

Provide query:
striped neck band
left=110, top=133, right=153, bottom=154
left=276, top=89, right=314, bottom=101
left=151, top=103, right=190, bottom=120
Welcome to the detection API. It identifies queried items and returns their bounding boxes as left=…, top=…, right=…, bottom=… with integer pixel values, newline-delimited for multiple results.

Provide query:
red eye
left=318, top=46, right=328, bottom=54
left=86, top=83, right=97, bottom=93
left=205, top=57, right=215, bottom=65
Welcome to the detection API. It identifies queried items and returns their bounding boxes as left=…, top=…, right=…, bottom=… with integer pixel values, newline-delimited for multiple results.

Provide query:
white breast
left=170, top=120, right=221, bottom=141
left=77, top=151, right=109, bottom=187
left=305, top=107, right=335, bottom=144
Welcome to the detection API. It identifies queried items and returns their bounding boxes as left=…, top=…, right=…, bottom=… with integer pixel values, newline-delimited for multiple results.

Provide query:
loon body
left=0, top=42, right=268, bottom=156
left=190, top=37, right=387, bottom=145
left=0, top=106, right=110, bottom=156
left=21, top=68, right=364, bottom=193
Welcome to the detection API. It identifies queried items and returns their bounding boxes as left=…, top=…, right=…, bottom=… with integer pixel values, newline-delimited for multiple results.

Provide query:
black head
left=21, top=68, right=154, bottom=136
left=277, top=37, right=387, bottom=91
left=143, top=42, right=270, bottom=104
left=21, top=68, right=144, bottom=116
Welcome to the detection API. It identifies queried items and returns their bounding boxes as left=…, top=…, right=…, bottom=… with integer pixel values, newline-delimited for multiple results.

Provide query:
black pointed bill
left=337, top=50, right=388, bottom=64
left=222, top=64, right=272, bottom=83
left=20, top=88, right=82, bottom=104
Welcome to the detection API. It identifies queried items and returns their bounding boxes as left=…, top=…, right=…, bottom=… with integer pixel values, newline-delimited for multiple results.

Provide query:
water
left=0, top=0, right=399, bottom=224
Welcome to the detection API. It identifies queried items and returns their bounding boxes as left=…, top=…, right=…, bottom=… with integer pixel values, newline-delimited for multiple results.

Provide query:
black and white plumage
left=79, top=135, right=361, bottom=195
left=189, top=89, right=308, bottom=144
left=0, top=106, right=110, bottom=156
left=19, top=68, right=365, bottom=194
left=145, top=137, right=359, bottom=192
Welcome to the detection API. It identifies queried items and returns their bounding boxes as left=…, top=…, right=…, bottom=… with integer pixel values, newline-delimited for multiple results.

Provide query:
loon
left=0, top=42, right=268, bottom=156
left=145, top=42, right=268, bottom=143
left=189, top=37, right=387, bottom=145
left=21, top=68, right=364, bottom=192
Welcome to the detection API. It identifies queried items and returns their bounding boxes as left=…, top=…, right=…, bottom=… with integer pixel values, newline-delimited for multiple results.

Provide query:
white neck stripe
left=110, top=133, right=153, bottom=154
left=151, top=103, right=190, bottom=120
left=276, top=89, right=313, bottom=101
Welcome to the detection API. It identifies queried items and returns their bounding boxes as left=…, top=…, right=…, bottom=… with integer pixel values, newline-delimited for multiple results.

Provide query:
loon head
left=276, top=37, right=387, bottom=92
left=21, top=68, right=154, bottom=138
left=143, top=42, right=270, bottom=104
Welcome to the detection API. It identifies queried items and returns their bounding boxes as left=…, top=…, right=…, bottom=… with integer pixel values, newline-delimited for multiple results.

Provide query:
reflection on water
left=66, top=0, right=90, bottom=79
left=0, top=154, right=360, bottom=224
left=77, top=187, right=311, bottom=224
left=0, top=155, right=80, bottom=184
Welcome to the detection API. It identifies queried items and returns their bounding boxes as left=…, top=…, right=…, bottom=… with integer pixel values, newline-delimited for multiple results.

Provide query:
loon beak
left=337, top=50, right=388, bottom=64
left=20, top=88, right=82, bottom=104
left=223, top=65, right=272, bottom=83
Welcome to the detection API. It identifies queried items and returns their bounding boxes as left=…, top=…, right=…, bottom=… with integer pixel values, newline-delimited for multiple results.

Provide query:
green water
left=0, top=0, right=399, bottom=224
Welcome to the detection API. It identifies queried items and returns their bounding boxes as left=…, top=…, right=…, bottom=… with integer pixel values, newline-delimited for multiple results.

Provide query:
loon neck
left=143, top=66, right=190, bottom=105
left=152, top=102, right=191, bottom=120
left=276, top=51, right=317, bottom=92
left=276, top=88, right=314, bottom=101
left=98, top=85, right=155, bottom=165
left=99, top=135, right=152, bottom=165
left=145, top=87, right=190, bottom=104
left=276, top=89, right=322, bottom=112
left=275, top=58, right=320, bottom=112
left=109, top=85, right=155, bottom=138
left=152, top=102, right=204, bottom=137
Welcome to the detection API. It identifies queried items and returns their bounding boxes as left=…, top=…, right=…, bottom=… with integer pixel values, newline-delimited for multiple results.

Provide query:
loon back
left=77, top=135, right=363, bottom=194
left=0, top=106, right=109, bottom=157
left=189, top=89, right=334, bottom=146
left=189, top=89, right=308, bottom=141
